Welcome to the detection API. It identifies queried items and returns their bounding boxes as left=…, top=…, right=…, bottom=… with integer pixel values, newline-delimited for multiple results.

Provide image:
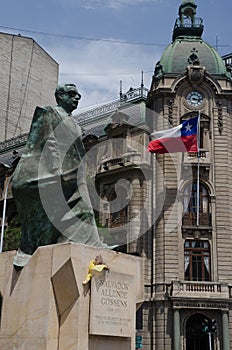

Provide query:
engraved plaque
left=89, top=271, right=135, bottom=337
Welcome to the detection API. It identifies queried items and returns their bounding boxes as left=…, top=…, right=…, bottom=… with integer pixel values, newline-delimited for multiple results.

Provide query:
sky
left=1, top=0, right=232, bottom=111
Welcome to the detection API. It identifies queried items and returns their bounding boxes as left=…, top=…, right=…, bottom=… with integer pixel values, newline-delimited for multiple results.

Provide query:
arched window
left=184, top=240, right=211, bottom=281
left=183, top=182, right=211, bottom=226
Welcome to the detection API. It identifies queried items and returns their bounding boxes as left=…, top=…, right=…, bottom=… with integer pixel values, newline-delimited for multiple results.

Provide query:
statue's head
left=55, top=83, right=81, bottom=114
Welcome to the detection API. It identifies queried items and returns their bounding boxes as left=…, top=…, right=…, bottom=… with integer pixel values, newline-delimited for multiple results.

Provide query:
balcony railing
left=174, top=17, right=204, bottom=30
left=171, top=280, right=229, bottom=299
left=98, top=151, right=150, bottom=173
left=183, top=149, right=211, bottom=165
left=182, top=212, right=211, bottom=227
left=172, top=17, right=204, bottom=41
left=0, top=133, right=28, bottom=153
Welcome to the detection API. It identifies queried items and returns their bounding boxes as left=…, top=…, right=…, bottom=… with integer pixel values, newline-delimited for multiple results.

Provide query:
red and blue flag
left=148, top=116, right=199, bottom=154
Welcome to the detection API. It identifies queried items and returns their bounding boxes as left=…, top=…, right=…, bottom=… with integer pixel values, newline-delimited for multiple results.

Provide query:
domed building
left=146, top=0, right=232, bottom=349
left=153, top=0, right=231, bottom=79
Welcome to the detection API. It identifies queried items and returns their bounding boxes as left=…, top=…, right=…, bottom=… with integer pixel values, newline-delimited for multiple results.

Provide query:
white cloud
left=81, top=0, right=163, bottom=10
left=48, top=39, right=162, bottom=109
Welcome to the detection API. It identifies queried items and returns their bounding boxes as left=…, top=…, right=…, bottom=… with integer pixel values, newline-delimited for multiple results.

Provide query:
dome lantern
left=172, top=0, right=204, bottom=41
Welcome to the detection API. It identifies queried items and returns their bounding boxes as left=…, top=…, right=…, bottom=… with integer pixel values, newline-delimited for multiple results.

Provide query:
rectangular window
left=182, top=183, right=211, bottom=227
left=184, top=240, right=211, bottom=281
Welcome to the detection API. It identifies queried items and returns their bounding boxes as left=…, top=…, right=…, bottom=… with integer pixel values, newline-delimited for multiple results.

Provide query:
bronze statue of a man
left=12, top=83, right=113, bottom=267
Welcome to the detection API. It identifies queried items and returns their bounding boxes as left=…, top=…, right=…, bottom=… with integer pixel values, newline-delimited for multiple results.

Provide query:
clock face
left=186, top=91, right=203, bottom=107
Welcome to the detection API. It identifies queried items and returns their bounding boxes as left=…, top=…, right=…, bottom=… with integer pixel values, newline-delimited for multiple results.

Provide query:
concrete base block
left=0, top=243, right=144, bottom=350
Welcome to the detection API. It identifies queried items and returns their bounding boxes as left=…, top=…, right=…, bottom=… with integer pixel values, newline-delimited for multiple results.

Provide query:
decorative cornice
left=173, top=300, right=229, bottom=310
left=0, top=133, right=28, bottom=154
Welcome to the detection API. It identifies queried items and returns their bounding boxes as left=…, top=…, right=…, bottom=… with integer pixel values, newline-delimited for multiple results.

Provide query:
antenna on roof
left=216, top=35, right=219, bottom=52
left=141, top=71, right=144, bottom=88
left=119, top=80, right=123, bottom=100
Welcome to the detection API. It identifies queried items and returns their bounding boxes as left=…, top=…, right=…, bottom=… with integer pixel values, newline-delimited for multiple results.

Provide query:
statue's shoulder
left=27, top=106, right=57, bottom=138
left=33, top=106, right=56, bottom=118
left=31, top=106, right=62, bottom=127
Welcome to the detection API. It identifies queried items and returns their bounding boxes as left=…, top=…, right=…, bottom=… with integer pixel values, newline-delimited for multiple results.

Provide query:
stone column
left=173, top=309, right=180, bottom=350
left=128, top=178, right=141, bottom=253
left=222, top=311, right=230, bottom=350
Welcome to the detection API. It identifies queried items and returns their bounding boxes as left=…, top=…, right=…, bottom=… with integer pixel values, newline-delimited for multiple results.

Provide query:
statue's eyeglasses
left=64, top=90, right=81, bottom=99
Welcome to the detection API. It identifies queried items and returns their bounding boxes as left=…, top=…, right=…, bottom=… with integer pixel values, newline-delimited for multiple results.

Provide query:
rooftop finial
left=141, top=71, right=144, bottom=88
left=119, top=80, right=123, bottom=99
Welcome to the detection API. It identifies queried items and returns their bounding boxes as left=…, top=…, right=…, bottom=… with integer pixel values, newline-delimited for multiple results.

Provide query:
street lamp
left=202, top=318, right=217, bottom=350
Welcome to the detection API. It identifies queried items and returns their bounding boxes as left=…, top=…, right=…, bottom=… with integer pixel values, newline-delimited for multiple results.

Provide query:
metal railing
left=182, top=212, right=211, bottom=227
left=171, top=280, right=229, bottom=299
left=183, top=149, right=211, bottom=164
left=75, top=86, right=148, bottom=124
left=174, top=17, right=204, bottom=30
left=0, top=133, right=28, bottom=153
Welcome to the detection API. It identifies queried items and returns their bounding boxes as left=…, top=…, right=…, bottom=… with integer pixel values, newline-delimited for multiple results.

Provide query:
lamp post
left=202, top=318, right=217, bottom=350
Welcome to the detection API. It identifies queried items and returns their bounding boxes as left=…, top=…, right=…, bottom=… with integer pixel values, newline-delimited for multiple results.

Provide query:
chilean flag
left=148, top=116, right=199, bottom=154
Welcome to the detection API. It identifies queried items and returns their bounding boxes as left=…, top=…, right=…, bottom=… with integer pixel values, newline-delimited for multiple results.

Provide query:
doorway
left=186, top=313, right=213, bottom=350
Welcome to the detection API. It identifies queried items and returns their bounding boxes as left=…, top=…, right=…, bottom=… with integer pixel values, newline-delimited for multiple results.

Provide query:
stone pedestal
left=0, top=243, right=144, bottom=350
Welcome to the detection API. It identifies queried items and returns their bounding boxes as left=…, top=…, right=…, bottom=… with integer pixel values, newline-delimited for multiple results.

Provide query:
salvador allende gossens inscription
left=89, top=271, right=134, bottom=337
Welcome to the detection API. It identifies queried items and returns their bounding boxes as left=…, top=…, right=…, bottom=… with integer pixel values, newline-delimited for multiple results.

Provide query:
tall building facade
left=0, top=32, right=59, bottom=142
left=144, top=1, right=232, bottom=349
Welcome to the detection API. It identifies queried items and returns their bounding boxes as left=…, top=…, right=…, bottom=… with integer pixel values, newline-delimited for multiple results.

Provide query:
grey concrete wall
left=0, top=32, right=59, bottom=142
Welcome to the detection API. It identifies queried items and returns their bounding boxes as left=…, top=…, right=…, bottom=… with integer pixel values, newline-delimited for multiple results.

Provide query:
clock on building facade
left=186, top=91, right=203, bottom=107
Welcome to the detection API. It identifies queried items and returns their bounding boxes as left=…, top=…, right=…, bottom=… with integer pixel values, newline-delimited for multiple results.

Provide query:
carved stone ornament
left=187, top=63, right=206, bottom=84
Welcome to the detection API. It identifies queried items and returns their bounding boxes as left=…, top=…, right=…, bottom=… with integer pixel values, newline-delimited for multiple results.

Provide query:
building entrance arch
left=186, top=313, right=213, bottom=350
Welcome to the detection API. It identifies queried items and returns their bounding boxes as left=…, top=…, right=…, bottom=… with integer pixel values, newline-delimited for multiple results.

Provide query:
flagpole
left=196, top=112, right=200, bottom=227
left=0, top=174, right=12, bottom=253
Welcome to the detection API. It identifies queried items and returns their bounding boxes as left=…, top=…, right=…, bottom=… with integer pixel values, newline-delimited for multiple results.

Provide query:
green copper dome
left=159, top=38, right=227, bottom=76
left=155, top=1, right=229, bottom=78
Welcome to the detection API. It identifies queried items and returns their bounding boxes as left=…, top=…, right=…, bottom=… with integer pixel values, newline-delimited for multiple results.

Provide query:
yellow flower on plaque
left=82, top=255, right=109, bottom=284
